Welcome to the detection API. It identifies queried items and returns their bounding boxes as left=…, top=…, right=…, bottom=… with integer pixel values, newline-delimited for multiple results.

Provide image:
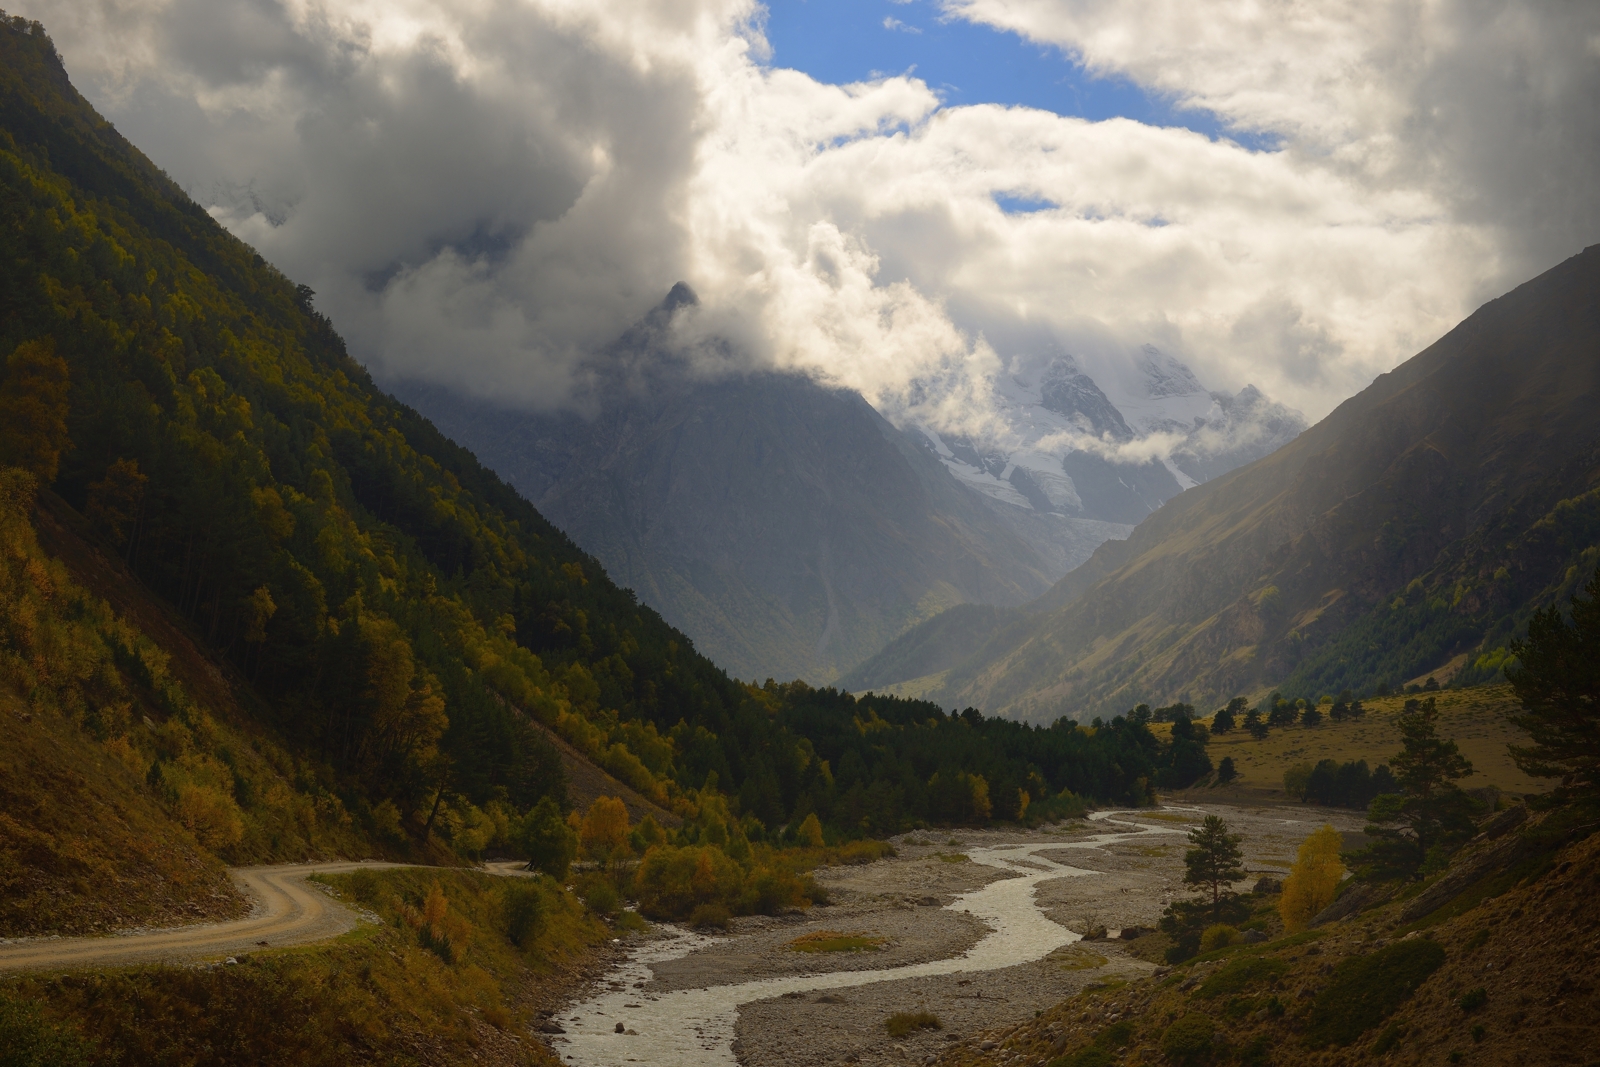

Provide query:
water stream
left=553, top=810, right=1194, bottom=1067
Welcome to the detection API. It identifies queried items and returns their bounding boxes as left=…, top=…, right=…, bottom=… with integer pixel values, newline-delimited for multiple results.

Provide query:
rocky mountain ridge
left=848, top=244, right=1600, bottom=719
left=400, top=297, right=1303, bottom=683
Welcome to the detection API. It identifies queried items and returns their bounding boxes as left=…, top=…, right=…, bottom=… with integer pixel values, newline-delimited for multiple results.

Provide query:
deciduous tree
left=0, top=338, right=70, bottom=482
left=1279, top=824, right=1345, bottom=931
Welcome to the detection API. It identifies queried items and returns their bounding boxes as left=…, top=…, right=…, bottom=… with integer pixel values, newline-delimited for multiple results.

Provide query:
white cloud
left=18, top=0, right=1597, bottom=432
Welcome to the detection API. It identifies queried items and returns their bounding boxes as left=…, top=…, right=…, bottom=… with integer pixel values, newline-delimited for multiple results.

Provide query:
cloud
left=941, top=0, right=1600, bottom=281
left=19, top=0, right=1597, bottom=431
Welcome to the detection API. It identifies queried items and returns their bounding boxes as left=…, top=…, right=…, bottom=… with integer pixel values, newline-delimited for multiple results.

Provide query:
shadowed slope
left=900, top=245, right=1600, bottom=719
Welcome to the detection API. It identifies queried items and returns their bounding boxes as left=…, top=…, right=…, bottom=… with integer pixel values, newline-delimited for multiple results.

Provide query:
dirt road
left=0, top=861, right=408, bottom=973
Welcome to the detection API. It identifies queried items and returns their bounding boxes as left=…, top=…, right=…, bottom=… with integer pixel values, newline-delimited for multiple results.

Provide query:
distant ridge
left=863, top=245, right=1600, bottom=719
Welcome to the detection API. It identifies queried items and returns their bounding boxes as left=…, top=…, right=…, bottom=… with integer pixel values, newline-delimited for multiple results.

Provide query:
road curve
left=0, top=861, right=413, bottom=973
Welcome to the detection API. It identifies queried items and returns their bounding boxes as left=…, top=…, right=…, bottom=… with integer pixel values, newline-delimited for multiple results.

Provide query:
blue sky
left=761, top=0, right=1252, bottom=144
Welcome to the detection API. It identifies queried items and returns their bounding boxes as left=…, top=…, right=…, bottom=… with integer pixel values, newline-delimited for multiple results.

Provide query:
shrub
left=789, top=931, right=887, bottom=953
left=1096, top=1019, right=1135, bottom=1049
left=634, top=846, right=744, bottom=920
left=689, top=903, right=731, bottom=930
left=1304, top=939, right=1446, bottom=1047
left=1196, top=957, right=1288, bottom=999
left=1369, top=1020, right=1405, bottom=1056
left=884, top=1011, right=940, bottom=1038
left=0, top=992, right=95, bottom=1067
left=582, top=879, right=620, bottom=917
left=501, top=882, right=544, bottom=947
left=1049, top=1050, right=1112, bottom=1067
left=1160, top=1013, right=1215, bottom=1064
left=1458, top=987, right=1487, bottom=1012
left=739, top=865, right=808, bottom=914
left=797, top=813, right=824, bottom=847
left=1199, top=924, right=1238, bottom=952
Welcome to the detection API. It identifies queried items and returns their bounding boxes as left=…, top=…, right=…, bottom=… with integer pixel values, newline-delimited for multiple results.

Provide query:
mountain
left=855, top=245, right=1600, bottom=720
left=0, top=11, right=775, bottom=872
left=912, top=346, right=1306, bottom=526
left=394, top=298, right=1134, bottom=683
left=399, top=303, right=1302, bottom=683
left=0, top=9, right=1207, bottom=911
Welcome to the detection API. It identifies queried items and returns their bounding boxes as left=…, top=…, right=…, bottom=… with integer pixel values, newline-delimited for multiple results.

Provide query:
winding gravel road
left=0, top=861, right=409, bottom=973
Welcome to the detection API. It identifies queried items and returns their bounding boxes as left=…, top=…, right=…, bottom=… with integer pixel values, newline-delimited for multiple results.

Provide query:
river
left=549, top=810, right=1198, bottom=1067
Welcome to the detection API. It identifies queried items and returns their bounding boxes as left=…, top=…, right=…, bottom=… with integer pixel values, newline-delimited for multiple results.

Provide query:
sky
left=17, top=0, right=1600, bottom=436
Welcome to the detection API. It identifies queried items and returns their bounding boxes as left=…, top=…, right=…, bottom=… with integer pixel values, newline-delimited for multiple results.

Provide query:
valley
left=545, top=805, right=1365, bottom=1067
left=1, top=9, right=1598, bottom=1067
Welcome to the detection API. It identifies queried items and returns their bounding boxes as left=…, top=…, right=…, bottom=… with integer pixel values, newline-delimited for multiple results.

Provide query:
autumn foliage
left=1279, top=824, right=1346, bottom=932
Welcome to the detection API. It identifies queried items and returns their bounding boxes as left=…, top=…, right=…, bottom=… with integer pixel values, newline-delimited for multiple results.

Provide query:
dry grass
left=1199, top=685, right=1541, bottom=796
left=788, top=930, right=888, bottom=953
left=0, top=690, right=243, bottom=937
left=1052, top=945, right=1111, bottom=971
left=885, top=1010, right=942, bottom=1037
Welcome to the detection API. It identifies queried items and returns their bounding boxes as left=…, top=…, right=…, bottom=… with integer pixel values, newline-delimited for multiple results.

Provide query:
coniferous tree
left=1358, top=697, right=1476, bottom=879
left=1504, top=572, right=1600, bottom=797
left=1212, top=697, right=1246, bottom=734
left=1184, top=815, right=1247, bottom=918
left=1243, top=705, right=1269, bottom=739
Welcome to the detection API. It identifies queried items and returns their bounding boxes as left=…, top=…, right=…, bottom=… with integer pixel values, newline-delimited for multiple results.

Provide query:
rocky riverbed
left=543, top=804, right=1366, bottom=1067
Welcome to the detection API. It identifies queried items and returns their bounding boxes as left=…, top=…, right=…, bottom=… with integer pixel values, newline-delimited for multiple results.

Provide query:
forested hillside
left=0, top=10, right=1206, bottom=929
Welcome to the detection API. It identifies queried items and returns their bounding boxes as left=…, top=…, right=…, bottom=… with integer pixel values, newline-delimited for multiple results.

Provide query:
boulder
left=1252, top=876, right=1282, bottom=895
left=1309, top=882, right=1386, bottom=927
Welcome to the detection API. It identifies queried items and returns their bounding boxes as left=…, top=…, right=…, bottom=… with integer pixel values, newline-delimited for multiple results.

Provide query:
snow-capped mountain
left=911, top=347, right=1306, bottom=527
left=393, top=285, right=1304, bottom=686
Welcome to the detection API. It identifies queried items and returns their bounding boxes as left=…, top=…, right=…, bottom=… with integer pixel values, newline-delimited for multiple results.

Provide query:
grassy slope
left=936, top=815, right=1600, bottom=1067
left=0, top=686, right=243, bottom=936
left=1182, top=686, right=1542, bottom=798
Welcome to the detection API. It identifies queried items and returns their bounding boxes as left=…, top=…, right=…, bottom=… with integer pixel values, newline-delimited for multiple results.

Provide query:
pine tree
left=1183, top=815, right=1246, bottom=919
left=1504, top=572, right=1600, bottom=797
left=1359, top=697, right=1476, bottom=878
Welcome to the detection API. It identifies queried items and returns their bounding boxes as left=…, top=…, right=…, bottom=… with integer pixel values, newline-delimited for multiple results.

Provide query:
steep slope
left=0, top=12, right=793, bottom=895
left=399, top=359, right=1120, bottom=683
left=937, top=811, right=1600, bottom=1067
left=883, top=245, right=1600, bottom=719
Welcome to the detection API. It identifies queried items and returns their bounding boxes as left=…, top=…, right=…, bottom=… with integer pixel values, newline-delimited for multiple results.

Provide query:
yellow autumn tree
left=1279, top=824, right=1346, bottom=932
left=580, top=796, right=632, bottom=867
left=796, top=812, right=824, bottom=848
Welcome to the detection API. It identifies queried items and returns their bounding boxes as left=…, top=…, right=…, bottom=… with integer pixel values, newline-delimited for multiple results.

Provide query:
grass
left=1195, top=956, right=1289, bottom=998
left=1052, top=945, right=1111, bottom=971
left=934, top=852, right=970, bottom=863
left=1200, top=684, right=1541, bottom=795
left=789, top=930, right=888, bottom=953
left=5, top=866, right=611, bottom=1066
left=885, top=1010, right=941, bottom=1037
